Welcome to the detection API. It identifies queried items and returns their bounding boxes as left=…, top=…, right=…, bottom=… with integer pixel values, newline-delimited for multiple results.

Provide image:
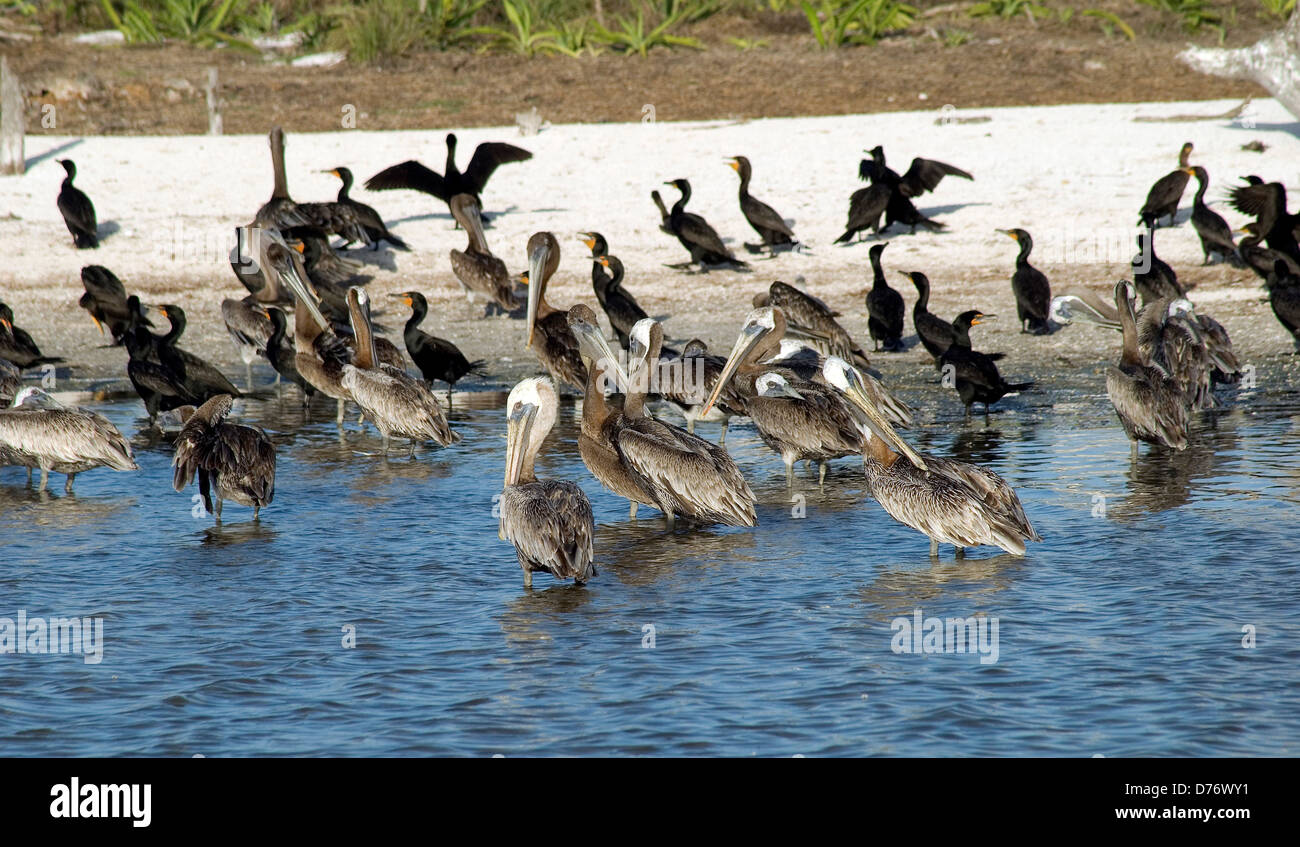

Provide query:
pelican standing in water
left=265, top=230, right=359, bottom=425
left=566, top=304, right=659, bottom=520
left=341, top=288, right=459, bottom=454
left=0, top=387, right=137, bottom=492
left=571, top=309, right=757, bottom=527
left=172, top=394, right=276, bottom=521
left=1105, top=281, right=1189, bottom=456
left=499, top=376, right=596, bottom=589
left=823, top=358, right=1040, bottom=557
left=701, top=306, right=909, bottom=486
left=524, top=231, right=587, bottom=391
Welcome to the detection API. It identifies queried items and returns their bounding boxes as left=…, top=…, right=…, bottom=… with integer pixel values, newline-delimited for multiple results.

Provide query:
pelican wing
left=616, top=419, right=756, bottom=527
left=0, top=408, right=134, bottom=469
left=500, top=481, right=595, bottom=581
left=342, top=365, right=458, bottom=445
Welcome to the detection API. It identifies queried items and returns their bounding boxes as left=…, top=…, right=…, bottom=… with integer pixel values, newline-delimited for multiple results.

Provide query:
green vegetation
left=1, top=1, right=1289, bottom=62
left=801, top=0, right=917, bottom=48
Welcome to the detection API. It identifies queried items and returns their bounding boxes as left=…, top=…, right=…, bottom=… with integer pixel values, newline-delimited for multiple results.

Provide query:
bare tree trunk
left=1179, top=13, right=1300, bottom=120
left=205, top=66, right=222, bottom=136
left=0, top=56, right=24, bottom=176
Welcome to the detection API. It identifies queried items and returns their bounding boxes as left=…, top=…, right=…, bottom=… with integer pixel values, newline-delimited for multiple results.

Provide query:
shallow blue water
left=2, top=366, right=1298, bottom=757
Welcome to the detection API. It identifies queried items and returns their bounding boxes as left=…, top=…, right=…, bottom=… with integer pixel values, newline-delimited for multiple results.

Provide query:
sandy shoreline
left=2, top=98, right=1298, bottom=397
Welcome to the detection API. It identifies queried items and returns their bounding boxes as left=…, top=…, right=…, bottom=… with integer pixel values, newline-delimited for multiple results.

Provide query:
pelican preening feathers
left=172, top=394, right=276, bottom=521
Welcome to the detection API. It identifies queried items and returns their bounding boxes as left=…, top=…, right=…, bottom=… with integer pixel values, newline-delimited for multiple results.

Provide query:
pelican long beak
left=1050, top=296, right=1121, bottom=330
left=569, top=316, right=630, bottom=391
left=700, top=320, right=771, bottom=417
left=504, top=401, right=538, bottom=489
left=525, top=241, right=550, bottom=348
left=836, top=367, right=928, bottom=471
left=268, top=238, right=330, bottom=331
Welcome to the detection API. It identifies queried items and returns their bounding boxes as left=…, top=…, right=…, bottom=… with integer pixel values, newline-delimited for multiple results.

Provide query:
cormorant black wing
left=462, top=143, right=533, bottom=196
left=364, top=160, right=448, bottom=200
left=899, top=158, right=973, bottom=197
left=1229, top=182, right=1287, bottom=221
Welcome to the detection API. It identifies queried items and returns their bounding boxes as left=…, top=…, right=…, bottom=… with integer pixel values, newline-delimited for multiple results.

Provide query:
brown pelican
left=1106, top=281, right=1189, bottom=456
left=341, top=288, right=459, bottom=453
left=57, top=159, right=99, bottom=249
left=1055, top=290, right=1236, bottom=410
left=172, top=394, right=275, bottom=521
left=823, top=357, right=1040, bottom=558
left=449, top=193, right=519, bottom=314
left=0, top=387, right=137, bottom=492
left=753, top=280, right=871, bottom=369
left=499, top=376, right=596, bottom=588
left=524, top=231, right=587, bottom=391
left=266, top=230, right=400, bottom=423
left=269, top=234, right=355, bottom=424
left=0, top=303, right=62, bottom=370
left=569, top=308, right=756, bottom=527
left=702, top=307, right=908, bottom=486
left=254, top=127, right=310, bottom=230
left=567, top=305, right=657, bottom=520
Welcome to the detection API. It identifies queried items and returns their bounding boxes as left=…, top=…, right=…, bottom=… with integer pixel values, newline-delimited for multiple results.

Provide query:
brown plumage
left=172, top=394, right=275, bottom=521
